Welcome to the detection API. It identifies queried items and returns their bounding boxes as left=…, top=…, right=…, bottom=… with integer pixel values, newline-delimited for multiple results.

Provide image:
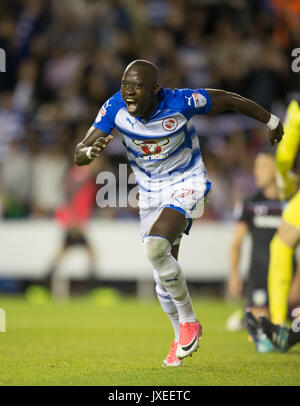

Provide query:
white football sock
left=168, top=312, right=180, bottom=342
left=153, top=267, right=196, bottom=328
left=154, top=269, right=180, bottom=341
left=173, top=291, right=197, bottom=324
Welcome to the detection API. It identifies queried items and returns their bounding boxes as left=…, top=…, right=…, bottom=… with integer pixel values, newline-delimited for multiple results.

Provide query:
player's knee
left=145, top=236, right=185, bottom=295
left=143, top=236, right=171, bottom=264
left=277, top=221, right=300, bottom=248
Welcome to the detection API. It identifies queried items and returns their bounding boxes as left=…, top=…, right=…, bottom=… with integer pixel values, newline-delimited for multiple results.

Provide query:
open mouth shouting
left=125, top=98, right=139, bottom=115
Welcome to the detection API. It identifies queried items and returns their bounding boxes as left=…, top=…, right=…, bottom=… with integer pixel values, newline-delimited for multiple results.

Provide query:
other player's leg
left=268, top=190, right=300, bottom=324
left=244, top=310, right=274, bottom=353
left=259, top=316, right=300, bottom=353
left=143, top=208, right=201, bottom=359
left=244, top=267, right=274, bottom=352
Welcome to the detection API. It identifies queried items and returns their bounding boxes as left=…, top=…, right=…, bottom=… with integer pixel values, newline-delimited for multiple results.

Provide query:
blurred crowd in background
left=0, top=0, right=299, bottom=223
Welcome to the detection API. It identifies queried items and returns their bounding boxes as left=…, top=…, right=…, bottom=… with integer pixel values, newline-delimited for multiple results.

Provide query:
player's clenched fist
left=268, top=121, right=284, bottom=146
left=87, top=135, right=114, bottom=158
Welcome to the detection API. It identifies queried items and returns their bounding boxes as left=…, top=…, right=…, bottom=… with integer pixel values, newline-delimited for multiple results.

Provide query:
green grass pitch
left=0, top=295, right=299, bottom=386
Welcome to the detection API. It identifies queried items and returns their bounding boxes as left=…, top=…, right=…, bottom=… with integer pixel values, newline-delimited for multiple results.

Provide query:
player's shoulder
left=161, top=87, right=210, bottom=111
left=234, top=193, right=260, bottom=215
left=95, top=91, right=125, bottom=121
left=93, top=91, right=125, bottom=131
left=248, top=191, right=265, bottom=203
left=105, top=90, right=125, bottom=112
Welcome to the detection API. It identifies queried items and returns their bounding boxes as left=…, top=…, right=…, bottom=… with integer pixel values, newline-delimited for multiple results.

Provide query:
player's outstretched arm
left=75, top=126, right=114, bottom=166
left=206, top=89, right=283, bottom=146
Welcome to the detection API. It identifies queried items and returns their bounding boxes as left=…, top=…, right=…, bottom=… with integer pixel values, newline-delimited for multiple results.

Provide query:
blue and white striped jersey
left=93, top=87, right=211, bottom=184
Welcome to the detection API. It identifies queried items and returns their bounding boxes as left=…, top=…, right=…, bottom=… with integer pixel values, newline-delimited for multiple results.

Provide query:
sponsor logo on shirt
left=253, top=215, right=281, bottom=229
left=171, top=188, right=196, bottom=198
left=192, top=92, right=207, bottom=108
left=95, top=100, right=112, bottom=122
left=185, top=95, right=193, bottom=106
left=133, top=138, right=169, bottom=160
left=162, top=117, right=178, bottom=132
left=126, top=117, right=137, bottom=129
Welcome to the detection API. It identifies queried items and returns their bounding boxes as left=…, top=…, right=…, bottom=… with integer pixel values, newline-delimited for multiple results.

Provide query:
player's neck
left=262, top=183, right=278, bottom=200
left=140, top=95, right=160, bottom=120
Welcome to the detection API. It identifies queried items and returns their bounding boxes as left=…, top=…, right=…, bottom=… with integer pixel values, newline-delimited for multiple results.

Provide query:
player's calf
left=143, top=236, right=186, bottom=298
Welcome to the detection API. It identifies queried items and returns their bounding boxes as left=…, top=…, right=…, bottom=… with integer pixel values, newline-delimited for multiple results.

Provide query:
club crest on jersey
left=133, top=138, right=169, bottom=160
left=162, top=117, right=178, bottom=132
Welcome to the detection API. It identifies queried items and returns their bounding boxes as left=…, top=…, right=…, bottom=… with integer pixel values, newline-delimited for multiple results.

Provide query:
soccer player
left=265, top=98, right=300, bottom=326
left=227, top=153, right=288, bottom=350
left=228, top=153, right=284, bottom=321
left=75, top=60, right=283, bottom=366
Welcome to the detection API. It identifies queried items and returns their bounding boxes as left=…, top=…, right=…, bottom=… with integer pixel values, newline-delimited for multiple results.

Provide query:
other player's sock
left=268, top=235, right=293, bottom=324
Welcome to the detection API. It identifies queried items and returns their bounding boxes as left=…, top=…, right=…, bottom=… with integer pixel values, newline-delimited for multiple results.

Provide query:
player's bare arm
left=75, top=127, right=114, bottom=166
left=228, top=221, right=248, bottom=299
left=206, top=89, right=284, bottom=146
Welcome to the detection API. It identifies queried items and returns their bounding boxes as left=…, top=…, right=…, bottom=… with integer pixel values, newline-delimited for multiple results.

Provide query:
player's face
left=121, top=69, right=156, bottom=118
left=253, top=154, right=276, bottom=189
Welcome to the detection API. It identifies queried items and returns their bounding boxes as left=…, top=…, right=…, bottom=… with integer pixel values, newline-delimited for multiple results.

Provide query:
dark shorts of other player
left=245, top=266, right=268, bottom=308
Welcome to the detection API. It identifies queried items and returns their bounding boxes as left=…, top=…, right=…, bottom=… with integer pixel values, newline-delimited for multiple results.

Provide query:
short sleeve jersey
left=93, top=88, right=211, bottom=183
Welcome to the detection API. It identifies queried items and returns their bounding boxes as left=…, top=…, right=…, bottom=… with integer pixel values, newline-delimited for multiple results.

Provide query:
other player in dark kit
left=228, top=153, right=284, bottom=316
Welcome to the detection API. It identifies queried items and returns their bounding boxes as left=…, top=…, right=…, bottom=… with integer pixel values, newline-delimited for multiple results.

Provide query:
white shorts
left=138, top=170, right=212, bottom=244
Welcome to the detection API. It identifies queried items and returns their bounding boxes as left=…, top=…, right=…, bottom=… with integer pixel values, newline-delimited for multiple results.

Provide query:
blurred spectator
left=31, top=144, right=68, bottom=217
left=0, top=91, right=24, bottom=158
left=0, top=0, right=298, bottom=221
left=0, top=139, right=30, bottom=218
left=12, top=58, right=38, bottom=114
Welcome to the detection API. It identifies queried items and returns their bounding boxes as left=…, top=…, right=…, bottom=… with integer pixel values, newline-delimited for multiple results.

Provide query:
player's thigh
left=148, top=207, right=187, bottom=245
left=276, top=190, right=300, bottom=247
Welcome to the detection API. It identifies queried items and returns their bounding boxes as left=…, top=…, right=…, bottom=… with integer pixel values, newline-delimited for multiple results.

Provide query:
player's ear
left=152, top=83, right=161, bottom=95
